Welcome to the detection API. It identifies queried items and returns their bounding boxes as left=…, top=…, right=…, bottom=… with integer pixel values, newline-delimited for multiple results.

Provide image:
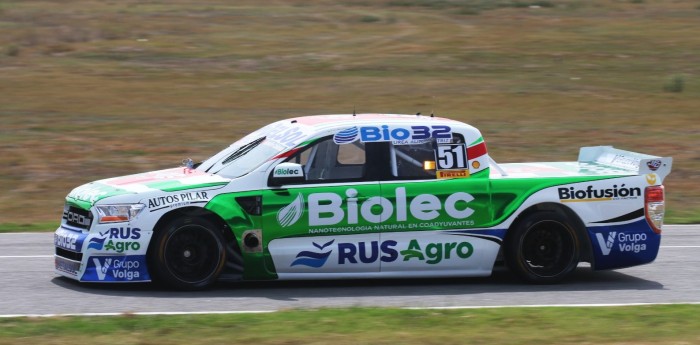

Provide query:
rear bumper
left=587, top=218, right=660, bottom=270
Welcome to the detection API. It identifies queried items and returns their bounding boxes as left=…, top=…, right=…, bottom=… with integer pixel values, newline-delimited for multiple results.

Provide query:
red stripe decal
left=467, top=142, right=487, bottom=160
left=106, top=168, right=205, bottom=186
left=273, top=147, right=301, bottom=160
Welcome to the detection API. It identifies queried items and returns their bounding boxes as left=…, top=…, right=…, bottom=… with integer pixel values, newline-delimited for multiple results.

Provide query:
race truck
left=54, top=114, right=673, bottom=290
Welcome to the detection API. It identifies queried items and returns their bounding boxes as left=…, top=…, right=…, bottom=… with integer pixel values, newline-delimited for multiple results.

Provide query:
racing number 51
left=435, top=144, right=468, bottom=170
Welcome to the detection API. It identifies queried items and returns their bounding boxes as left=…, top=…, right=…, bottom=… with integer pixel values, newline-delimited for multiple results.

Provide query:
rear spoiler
left=578, top=146, right=673, bottom=182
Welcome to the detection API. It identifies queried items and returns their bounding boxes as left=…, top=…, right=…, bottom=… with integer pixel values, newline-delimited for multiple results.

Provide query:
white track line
left=2, top=302, right=700, bottom=318
left=404, top=302, right=700, bottom=310
left=0, top=310, right=275, bottom=318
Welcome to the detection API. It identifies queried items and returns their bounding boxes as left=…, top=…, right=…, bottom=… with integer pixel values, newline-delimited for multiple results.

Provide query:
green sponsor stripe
left=296, top=139, right=315, bottom=147
left=65, top=197, right=93, bottom=211
left=145, top=181, right=228, bottom=192
left=205, top=191, right=274, bottom=280
left=470, top=168, right=489, bottom=178
left=468, top=136, right=484, bottom=146
left=66, top=182, right=134, bottom=207
left=488, top=175, right=627, bottom=227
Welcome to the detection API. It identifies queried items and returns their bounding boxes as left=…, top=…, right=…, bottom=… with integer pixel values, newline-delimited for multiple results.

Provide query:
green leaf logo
left=277, top=193, right=304, bottom=227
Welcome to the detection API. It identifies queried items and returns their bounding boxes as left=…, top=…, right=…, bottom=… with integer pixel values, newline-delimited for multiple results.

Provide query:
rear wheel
left=151, top=217, right=226, bottom=290
left=504, top=212, right=580, bottom=283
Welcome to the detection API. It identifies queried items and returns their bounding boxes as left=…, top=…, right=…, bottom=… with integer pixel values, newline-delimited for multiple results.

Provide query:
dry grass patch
left=0, top=0, right=699, bottom=225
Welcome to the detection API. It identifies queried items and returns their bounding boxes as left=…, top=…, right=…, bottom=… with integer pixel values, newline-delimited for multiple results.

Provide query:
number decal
left=431, top=125, right=452, bottom=140
left=411, top=126, right=431, bottom=140
left=435, top=144, right=468, bottom=170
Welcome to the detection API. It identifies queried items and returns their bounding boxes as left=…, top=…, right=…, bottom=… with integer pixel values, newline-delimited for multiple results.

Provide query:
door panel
left=377, top=171, right=494, bottom=273
left=262, top=183, right=381, bottom=274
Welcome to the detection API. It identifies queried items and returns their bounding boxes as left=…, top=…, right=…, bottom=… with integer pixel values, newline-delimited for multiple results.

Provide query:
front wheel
left=504, top=212, right=580, bottom=284
left=150, top=217, right=226, bottom=290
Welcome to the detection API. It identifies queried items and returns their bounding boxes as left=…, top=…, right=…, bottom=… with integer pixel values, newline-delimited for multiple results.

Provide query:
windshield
left=196, top=120, right=312, bottom=179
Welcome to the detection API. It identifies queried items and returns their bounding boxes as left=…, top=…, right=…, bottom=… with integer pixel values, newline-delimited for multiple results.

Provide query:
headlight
left=95, top=204, right=146, bottom=223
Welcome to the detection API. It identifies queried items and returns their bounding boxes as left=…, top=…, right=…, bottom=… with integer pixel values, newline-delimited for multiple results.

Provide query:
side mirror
left=269, top=162, right=305, bottom=186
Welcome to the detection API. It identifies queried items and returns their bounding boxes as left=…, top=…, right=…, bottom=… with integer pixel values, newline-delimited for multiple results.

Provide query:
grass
left=1, top=305, right=699, bottom=344
left=0, top=0, right=699, bottom=227
left=0, top=222, right=57, bottom=233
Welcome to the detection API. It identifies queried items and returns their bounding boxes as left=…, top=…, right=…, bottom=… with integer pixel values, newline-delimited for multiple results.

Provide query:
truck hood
left=66, top=168, right=230, bottom=207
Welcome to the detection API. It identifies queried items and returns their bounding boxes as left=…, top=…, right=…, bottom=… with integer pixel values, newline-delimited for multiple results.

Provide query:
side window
left=285, top=137, right=366, bottom=183
left=393, top=141, right=436, bottom=179
left=288, top=146, right=311, bottom=166
left=391, top=134, right=465, bottom=180
left=337, top=142, right=365, bottom=165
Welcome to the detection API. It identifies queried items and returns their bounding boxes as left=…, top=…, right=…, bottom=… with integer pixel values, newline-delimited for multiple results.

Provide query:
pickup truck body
left=54, top=114, right=672, bottom=289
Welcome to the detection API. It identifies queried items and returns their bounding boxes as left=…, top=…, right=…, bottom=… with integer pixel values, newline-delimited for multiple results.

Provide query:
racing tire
left=150, top=217, right=226, bottom=290
left=504, top=212, right=580, bottom=284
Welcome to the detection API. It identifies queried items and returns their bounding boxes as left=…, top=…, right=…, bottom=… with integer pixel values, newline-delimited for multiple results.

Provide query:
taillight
left=645, top=185, right=665, bottom=234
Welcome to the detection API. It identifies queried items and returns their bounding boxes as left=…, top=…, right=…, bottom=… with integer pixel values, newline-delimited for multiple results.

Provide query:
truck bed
left=489, top=146, right=671, bottom=180
left=492, top=162, right=637, bottom=179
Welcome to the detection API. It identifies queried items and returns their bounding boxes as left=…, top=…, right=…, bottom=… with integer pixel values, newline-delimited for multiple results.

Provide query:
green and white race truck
left=54, top=114, right=672, bottom=290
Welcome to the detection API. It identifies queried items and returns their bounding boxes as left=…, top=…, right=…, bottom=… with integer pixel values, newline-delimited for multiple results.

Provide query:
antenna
left=430, top=96, right=435, bottom=117
left=353, top=106, right=356, bottom=117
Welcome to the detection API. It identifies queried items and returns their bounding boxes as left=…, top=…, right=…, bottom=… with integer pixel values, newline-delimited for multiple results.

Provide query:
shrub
left=663, top=75, right=685, bottom=93
left=359, top=15, right=381, bottom=23
left=6, top=45, right=19, bottom=57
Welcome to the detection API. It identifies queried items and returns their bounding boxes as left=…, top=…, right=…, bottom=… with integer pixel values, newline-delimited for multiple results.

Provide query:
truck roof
left=288, top=113, right=470, bottom=131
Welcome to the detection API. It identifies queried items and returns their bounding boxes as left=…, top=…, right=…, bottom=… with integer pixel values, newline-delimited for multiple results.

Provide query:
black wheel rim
left=521, top=220, right=576, bottom=278
left=164, top=226, right=221, bottom=284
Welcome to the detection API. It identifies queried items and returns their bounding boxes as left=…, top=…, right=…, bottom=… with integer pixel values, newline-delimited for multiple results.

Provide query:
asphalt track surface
left=1, top=225, right=698, bottom=317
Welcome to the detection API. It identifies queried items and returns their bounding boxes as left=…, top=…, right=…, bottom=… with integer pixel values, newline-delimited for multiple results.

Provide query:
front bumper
left=54, top=224, right=151, bottom=283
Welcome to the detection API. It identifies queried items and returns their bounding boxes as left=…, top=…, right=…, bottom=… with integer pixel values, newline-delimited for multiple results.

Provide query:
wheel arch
left=147, top=206, right=243, bottom=282
left=506, top=202, right=593, bottom=264
left=149, top=207, right=235, bottom=247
